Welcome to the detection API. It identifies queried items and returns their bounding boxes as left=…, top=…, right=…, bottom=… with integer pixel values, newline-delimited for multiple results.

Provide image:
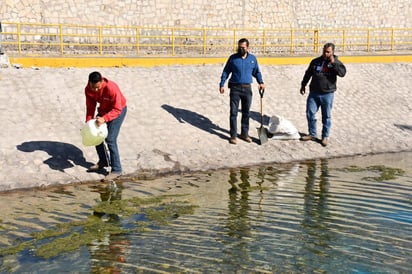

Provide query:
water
left=0, top=152, right=411, bottom=273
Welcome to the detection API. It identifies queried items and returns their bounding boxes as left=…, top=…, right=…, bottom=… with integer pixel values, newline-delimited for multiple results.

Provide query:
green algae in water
left=0, top=194, right=197, bottom=259
left=338, top=165, right=405, bottom=181
left=0, top=241, right=35, bottom=257
left=144, top=202, right=198, bottom=225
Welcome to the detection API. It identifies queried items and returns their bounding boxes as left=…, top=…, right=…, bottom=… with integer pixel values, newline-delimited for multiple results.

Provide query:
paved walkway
left=0, top=62, right=411, bottom=191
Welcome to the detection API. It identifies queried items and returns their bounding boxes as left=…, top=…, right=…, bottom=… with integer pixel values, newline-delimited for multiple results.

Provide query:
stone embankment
left=0, top=62, right=411, bottom=191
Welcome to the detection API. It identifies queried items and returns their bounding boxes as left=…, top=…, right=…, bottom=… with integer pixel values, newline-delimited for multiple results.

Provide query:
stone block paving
left=0, top=63, right=411, bottom=191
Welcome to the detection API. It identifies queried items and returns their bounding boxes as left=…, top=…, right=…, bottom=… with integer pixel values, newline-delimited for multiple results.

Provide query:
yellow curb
left=7, top=55, right=412, bottom=68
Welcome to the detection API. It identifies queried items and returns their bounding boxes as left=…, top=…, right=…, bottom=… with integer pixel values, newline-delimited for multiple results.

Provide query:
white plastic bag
left=268, top=115, right=300, bottom=140
left=80, top=119, right=108, bottom=146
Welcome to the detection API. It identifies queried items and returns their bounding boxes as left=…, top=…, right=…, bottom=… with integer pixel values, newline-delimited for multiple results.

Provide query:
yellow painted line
left=8, top=57, right=226, bottom=68
left=340, top=55, right=412, bottom=63
left=261, top=55, right=412, bottom=65
left=8, top=55, right=412, bottom=68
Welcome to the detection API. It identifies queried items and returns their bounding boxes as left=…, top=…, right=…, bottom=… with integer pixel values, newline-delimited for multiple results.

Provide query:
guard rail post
left=0, top=21, right=3, bottom=54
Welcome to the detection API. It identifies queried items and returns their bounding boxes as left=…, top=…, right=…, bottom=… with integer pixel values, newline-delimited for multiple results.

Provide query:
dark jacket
left=301, top=55, right=346, bottom=93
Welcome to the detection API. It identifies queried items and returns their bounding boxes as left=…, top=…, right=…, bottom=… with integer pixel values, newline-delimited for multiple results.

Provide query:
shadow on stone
left=394, top=124, right=412, bottom=132
left=17, top=141, right=94, bottom=172
left=250, top=110, right=270, bottom=125
left=162, top=104, right=229, bottom=140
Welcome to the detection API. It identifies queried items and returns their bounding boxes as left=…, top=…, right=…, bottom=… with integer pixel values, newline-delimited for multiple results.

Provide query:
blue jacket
left=220, top=52, right=264, bottom=88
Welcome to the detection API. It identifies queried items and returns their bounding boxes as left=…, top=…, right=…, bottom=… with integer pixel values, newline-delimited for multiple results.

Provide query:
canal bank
left=0, top=61, right=411, bottom=191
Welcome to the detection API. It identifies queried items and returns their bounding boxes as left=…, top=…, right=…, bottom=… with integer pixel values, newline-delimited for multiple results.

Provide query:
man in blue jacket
left=220, top=38, right=265, bottom=144
left=300, top=42, right=346, bottom=147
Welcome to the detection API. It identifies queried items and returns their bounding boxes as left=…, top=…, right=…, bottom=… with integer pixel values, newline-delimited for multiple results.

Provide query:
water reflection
left=90, top=183, right=130, bottom=274
left=302, top=160, right=330, bottom=230
left=223, top=168, right=252, bottom=268
left=227, top=169, right=252, bottom=238
left=299, top=160, right=333, bottom=269
left=0, top=153, right=411, bottom=273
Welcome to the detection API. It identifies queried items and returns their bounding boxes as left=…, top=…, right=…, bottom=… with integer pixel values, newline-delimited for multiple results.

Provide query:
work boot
left=321, top=138, right=328, bottom=147
left=300, top=135, right=316, bottom=141
left=239, top=135, right=252, bottom=143
left=229, top=137, right=237, bottom=144
left=88, top=162, right=108, bottom=171
left=105, top=172, right=121, bottom=181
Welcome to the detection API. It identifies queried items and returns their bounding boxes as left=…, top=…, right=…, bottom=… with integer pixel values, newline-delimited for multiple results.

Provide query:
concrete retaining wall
left=1, top=0, right=411, bottom=29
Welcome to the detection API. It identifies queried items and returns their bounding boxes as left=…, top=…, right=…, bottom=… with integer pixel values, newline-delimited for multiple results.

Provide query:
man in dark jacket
left=300, top=42, right=346, bottom=147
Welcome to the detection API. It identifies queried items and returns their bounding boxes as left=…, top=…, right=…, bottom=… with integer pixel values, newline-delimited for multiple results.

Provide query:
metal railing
left=1, top=22, right=411, bottom=56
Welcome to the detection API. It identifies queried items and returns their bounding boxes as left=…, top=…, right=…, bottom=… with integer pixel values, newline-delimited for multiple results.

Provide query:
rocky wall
left=1, top=0, right=411, bottom=29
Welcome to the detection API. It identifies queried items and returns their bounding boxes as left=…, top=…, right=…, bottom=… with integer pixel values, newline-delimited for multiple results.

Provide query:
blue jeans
left=96, top=106, right=127, bottom=173
left=229, top=86, right=252, bottom=138
left=306, top=92, right=334, bottom=138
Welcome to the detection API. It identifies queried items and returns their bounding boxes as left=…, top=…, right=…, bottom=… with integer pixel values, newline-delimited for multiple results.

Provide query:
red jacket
left=85, top=77, right=127, bottom=122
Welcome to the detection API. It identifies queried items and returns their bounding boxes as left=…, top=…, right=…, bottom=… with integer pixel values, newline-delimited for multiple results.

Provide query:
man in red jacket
left=85, top=71, right=127, bottom=180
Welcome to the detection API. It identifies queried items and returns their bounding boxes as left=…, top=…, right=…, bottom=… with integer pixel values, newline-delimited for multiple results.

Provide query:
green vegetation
left=0, top=194, right=197, bottom=259
left=338, top=165, right=405, bottom=181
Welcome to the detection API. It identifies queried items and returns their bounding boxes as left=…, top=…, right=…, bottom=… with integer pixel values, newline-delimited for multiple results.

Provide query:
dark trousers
left=229, top=86, right=252, bottom=138
left=96, top=106, right=127, bottom=173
